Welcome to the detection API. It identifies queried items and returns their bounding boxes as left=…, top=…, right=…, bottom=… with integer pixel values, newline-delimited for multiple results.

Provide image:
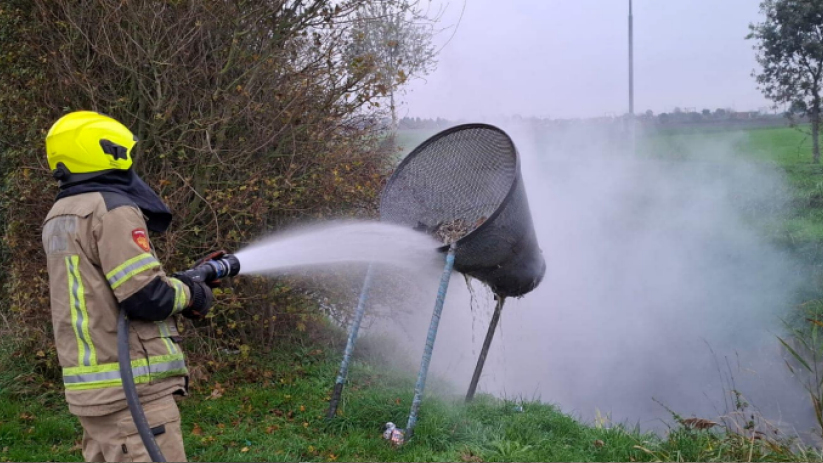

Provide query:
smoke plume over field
left=366, top=123, right=817, bottom=437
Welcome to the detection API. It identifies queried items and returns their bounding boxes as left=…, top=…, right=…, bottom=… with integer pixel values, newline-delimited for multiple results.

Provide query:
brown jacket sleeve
left=92, top=204, right=190, bottom=321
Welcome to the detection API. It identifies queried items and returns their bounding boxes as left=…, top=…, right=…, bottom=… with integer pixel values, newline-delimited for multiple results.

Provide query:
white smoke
left=365, top=122, right=817, bottom=438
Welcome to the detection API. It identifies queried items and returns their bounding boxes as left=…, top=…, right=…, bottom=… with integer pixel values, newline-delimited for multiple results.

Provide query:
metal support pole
left=465, top=296, right=505, bottom=402
left=327, top=265, right=375, bottom=419
left=405, top=245, right=456, bottom=440
left=628, top=0, right=636, bottom=154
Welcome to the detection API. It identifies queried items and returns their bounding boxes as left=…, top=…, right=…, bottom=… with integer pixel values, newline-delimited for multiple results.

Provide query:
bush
left=1, top=0, right=402, bottom=371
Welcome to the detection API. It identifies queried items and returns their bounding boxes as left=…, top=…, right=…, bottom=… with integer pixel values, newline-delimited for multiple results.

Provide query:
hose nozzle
left=181, top=254, right=240, bottom=284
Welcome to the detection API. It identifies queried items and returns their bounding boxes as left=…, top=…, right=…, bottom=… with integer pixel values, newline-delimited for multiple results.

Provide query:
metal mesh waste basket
left=380, top=124, right=545, bottom=297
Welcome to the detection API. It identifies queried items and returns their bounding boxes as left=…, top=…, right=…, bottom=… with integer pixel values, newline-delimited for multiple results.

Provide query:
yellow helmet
left=46, top=111, right=137, bottom=184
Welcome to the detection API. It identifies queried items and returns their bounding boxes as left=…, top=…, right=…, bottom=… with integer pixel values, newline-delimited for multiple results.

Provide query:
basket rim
left=379, top=123, right=522, bottom=250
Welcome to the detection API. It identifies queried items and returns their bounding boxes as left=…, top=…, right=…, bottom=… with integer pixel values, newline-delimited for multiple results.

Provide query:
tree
left=345, top=0, right=438, bottom=131
left=702, top=108, right=711, bottom=117
left=749, top=0, right=823, bottom=163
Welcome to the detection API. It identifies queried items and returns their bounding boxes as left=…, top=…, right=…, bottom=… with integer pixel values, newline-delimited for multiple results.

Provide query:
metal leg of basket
left=327, top=264, right=375, bottom=419
left=404, top=245, right=456, bottom=441
left=465, top=296, right=505, bottom=402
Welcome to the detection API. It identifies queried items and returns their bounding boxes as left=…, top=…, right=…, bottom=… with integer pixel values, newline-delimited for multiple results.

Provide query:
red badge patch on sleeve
left=132, top=229, right=151, bottom=252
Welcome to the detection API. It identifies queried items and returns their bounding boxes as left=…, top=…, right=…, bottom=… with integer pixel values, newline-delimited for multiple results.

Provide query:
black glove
left=173, top=273, right=215, bottom=319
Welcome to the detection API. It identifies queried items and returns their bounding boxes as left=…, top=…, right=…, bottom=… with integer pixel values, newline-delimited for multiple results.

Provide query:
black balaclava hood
left=56, top=169, right=172, bottom=233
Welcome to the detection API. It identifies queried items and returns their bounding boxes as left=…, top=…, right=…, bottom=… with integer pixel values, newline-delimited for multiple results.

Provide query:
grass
left=0, top=342, right=82, bottom=462
left=642, top=125, right=812, bottom=166
left=0, top=331, right=818, bottom=462
left=641, top=124, right=823, bottom=245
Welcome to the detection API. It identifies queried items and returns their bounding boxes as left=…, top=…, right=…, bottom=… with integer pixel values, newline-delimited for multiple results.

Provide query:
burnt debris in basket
left=432, top=216, right=487, bottom=245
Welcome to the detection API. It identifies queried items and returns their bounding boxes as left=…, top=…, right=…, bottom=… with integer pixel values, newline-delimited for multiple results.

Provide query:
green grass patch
left=0, top=342, right=84, bottom=462
left=641, top=125, right=812, bottom=165
left=1, top=334, right=817, bottom=462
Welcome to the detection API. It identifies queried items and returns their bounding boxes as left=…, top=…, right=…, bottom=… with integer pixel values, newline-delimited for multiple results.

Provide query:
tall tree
left=345, top=0, right=437, bottom=130
left=749, top=0, right=823, bottom=163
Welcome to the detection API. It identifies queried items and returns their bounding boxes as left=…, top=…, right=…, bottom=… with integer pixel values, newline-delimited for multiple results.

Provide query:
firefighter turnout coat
left=43, top=191, right=191, bottom=416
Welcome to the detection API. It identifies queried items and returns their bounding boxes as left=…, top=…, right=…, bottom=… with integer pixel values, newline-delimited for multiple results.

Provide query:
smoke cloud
left=365, top=122, right=817, bottom=438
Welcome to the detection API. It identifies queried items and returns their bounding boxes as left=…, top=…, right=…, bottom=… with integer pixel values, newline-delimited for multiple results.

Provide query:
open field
left=395, top=128, right=441, bottom=157
left=642, top=125, right=823, bottom=249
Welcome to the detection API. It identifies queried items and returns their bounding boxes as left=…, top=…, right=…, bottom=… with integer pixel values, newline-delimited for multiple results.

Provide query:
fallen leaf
left=593, top=439, right=605, bottom=448
left=189, top=365, right=210, bottom=383
left=192, top=423, right=202, bottom=436
left=460, top=450, right=482, bottom=463
left=241, top=447, right=249, bottom=453
left=209, top=382, right=225, bottom=399
left=682, top=417, right=717, bottom=430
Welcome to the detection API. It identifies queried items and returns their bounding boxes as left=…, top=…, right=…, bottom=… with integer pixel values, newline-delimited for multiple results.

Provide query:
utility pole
left=628, top=0, right=636, bottom=154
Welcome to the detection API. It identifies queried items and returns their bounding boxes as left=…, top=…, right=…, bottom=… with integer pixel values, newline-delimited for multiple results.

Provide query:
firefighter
left=42, top=111, right=215, bottom=462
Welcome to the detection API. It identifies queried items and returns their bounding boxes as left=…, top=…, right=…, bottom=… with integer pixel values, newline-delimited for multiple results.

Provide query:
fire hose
left=117, top=253, right=240, bottom=462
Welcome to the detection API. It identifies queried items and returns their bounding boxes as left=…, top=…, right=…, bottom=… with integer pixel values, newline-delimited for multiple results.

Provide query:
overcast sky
left=401, top=0, right=772, bottom=120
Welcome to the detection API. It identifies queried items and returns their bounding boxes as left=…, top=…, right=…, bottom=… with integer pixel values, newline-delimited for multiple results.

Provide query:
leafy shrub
left=1, top=0, right=404, bottom=370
